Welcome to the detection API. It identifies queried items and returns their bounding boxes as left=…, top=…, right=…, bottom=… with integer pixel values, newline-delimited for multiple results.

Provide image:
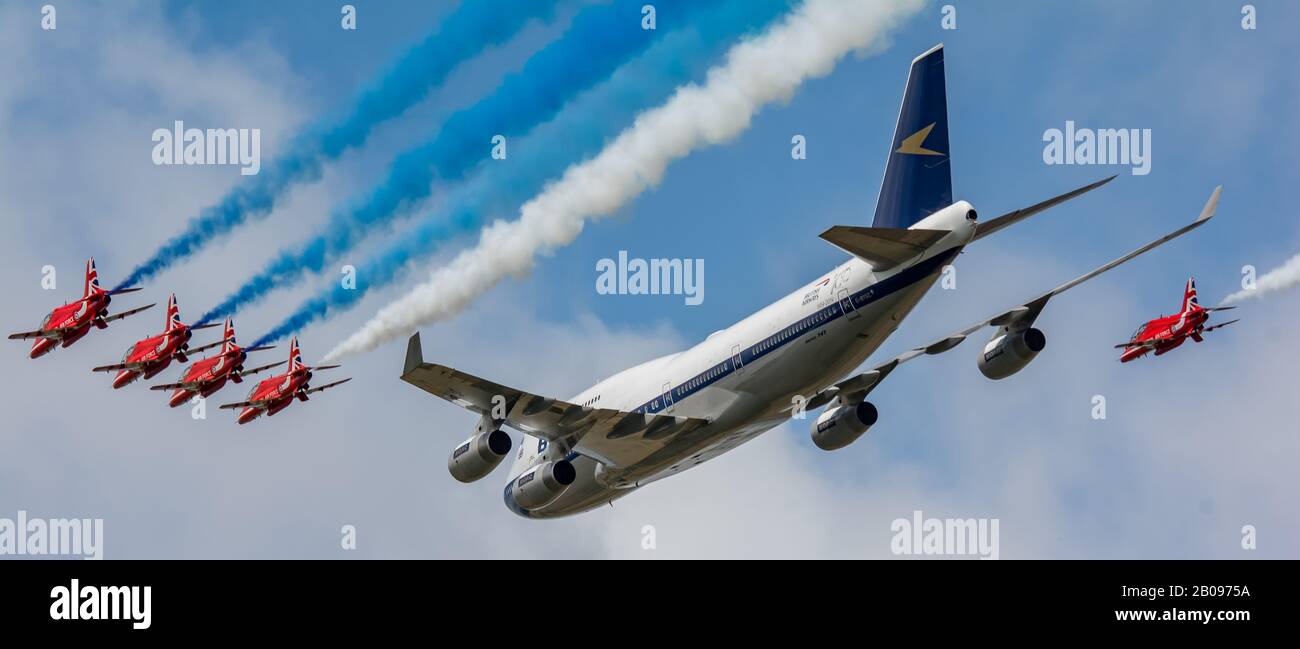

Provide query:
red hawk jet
left=218, top=337, right=351, bottom=424
left=150, top=318, right=281, bottom=407
left=7, top=258, right=154, bottom=358
left=1117, top=278, right=1238, bottom=362
left=91, top=294, right=221, bottom=388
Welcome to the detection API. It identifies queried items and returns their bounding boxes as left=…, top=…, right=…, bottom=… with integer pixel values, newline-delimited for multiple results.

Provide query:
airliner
left=400, top=44, right=1221, bottom=518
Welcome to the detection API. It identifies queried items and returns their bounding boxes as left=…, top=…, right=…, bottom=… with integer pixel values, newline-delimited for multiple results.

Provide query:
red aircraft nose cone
left=169, top=390, right=190, bottom=408
left=112, top=370, right=135, bottom=389
left=237, top=408, right=258, bottom=425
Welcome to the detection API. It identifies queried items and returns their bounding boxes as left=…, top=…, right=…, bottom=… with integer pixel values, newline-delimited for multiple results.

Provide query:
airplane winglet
left=1196, top=185, right=1223, bottom=224
left=404, top=332, right=424, bottom=376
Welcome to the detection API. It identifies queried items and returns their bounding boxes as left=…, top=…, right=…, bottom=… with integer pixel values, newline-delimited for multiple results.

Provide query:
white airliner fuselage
left=404, top=44, right=1215, bottom=519
left=507, top=203, right=976, bottom=517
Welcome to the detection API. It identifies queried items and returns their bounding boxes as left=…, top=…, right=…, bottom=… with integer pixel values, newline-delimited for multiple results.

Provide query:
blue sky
left=1, top=0, right=1296, bottom=559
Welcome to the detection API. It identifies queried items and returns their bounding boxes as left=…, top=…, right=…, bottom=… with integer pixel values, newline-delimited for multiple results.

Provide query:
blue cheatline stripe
left=632, top=247, right=962, bottom=415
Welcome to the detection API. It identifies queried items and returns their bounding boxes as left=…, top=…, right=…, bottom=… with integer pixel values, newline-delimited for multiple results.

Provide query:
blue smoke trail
left=253, top=0, right=796, bottom=346
left=117, top=0, right=562, bottom=289
left=201, top=0, right=699, bottom=325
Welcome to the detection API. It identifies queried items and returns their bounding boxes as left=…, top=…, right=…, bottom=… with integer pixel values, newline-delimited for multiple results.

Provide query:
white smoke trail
left=1222, top=251, right=1300, bottom=304
left=324, top=0, right=925, bottom=361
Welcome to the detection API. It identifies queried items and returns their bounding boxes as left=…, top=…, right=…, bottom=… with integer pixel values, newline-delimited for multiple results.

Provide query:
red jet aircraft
left=7, top=258, right=154, bottom=358
left=151, top=318, right=282, bottom=407
left=218, top=337, right=351, bottom=424
left=91, top=294, right=221, bottom=389
left=1117, top=278, right=1238, bottom=362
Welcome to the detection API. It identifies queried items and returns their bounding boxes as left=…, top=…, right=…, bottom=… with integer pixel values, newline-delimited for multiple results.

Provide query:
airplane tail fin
left=165, top=294, right=182, bottom=331
left=221, top=318, right=236, bottom=353
left=872, top=44, right=951, bottom=229
left=288, top=337, right=304, bottom=371
left=83, top=258, right=104, bottom=297
left=1181, top=277, right=1199, bottom=313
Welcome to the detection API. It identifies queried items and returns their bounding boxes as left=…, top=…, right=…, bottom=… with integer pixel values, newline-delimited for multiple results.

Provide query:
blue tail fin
left=872, top=44, right=951, bottom=229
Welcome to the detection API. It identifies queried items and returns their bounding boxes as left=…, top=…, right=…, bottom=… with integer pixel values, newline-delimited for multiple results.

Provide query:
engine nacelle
left=977, top=327, right=1046, bottom=380
left=447, top=429, right=512, bottom=483
left=811, top=401, right=878, bottom=451
left=511, top=459, right=577, bottom=511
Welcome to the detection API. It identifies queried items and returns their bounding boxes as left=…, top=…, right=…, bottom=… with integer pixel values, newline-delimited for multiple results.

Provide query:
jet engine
left=447, top=429, right=513, bottom=483
left=811, top=400, right=878, bottom=451
left=977, top=328, right=1046, bottom=380
left=510, top=459, right=577, bottom=510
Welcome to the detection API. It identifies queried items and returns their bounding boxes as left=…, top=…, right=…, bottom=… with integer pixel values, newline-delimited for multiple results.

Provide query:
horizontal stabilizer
left=973, top=176, right=1115, bottom=242
left=819, top=226, right=949, bottom=271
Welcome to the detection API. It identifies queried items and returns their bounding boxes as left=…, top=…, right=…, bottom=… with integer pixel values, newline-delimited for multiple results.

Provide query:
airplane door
left=661, top=381, right=675, bottom=413
left=730, top=344, right=744, bottom=375
left=838, top=289, right=860, bottom=321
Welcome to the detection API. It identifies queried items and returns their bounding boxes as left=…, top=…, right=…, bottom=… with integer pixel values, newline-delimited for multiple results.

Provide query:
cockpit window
left=1131, top=323, right=1147, bottom=340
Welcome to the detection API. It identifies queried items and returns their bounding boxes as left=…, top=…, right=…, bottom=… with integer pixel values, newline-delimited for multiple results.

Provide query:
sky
left=0, top=0, right=1296, bottom=559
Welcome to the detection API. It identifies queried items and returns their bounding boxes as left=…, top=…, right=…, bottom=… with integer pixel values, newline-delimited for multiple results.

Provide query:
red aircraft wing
left=1203, top=319, right=1240, bottom=333
left=238, top=360, right=286, bottom=377
left=7, top=329, right=56, bottom=341
left=100, top=303, right=156, bottom=324
left=303, top=377, right=351, bottom=395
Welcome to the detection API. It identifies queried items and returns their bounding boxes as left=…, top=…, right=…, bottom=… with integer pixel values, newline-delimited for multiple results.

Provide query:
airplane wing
left=1202, top=306, right=1237, bottom=313
left=1203, top=318, right=1239, bottom=333
left=1112, top=340, right=1154, bottom=351
left=973, top=175, right=1117, bottom=242
left=806, top=186, right=1221, bottom=406
left=1113, top=340, right=1157, bottom=350
left=401, top=333, right=709, bottom=468
left=100, top=303, right=155, bottom=323
left=186, top=340, right=225, bottom=355
left=91, top=362, right=137, bottom=372
left=239, top=360, right=285, bottom=377
left=150, top=381, right=203, bottom=391
left=303, top=378, right=351, bottom=394
left=7, top=329, right=55, bottom=341
left=218, top=400, right=265, bottom=410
